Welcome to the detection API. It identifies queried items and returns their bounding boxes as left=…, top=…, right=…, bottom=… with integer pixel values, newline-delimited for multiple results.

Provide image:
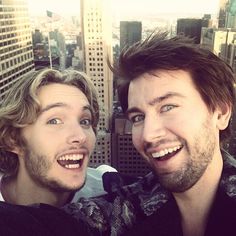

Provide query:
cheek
left=132, top=128, right=143, bottom=151
left=23, top=132, right=46, bottom=152
left=87, top=130, right=96, bottom=150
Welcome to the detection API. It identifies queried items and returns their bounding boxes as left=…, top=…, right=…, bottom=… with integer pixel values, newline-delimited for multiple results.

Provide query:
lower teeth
left=65, top=164, right=80, bottom=169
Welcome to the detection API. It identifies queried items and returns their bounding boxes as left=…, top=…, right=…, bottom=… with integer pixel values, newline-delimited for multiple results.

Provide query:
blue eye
left=47, top=118, right=63, bottom=125
left=80, top=119, right=92, bottom=127
left=161, top=105, right=177, bottom=113
left=130, top=114, right=144, bottom=124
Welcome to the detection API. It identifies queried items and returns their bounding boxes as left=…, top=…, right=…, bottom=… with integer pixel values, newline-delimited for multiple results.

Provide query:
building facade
left=120, top=21, right=142, bottom=52
left=201, top=27, right=236, bottom=70
left=218, top=0, right=236, bottom=28
left=177, top=18, right=204, bottom=44
left=0, top=0, right=35, bottom=100
left=112, top=114, right=150, bottom=177
left=80, top=0, right=113, bottom=167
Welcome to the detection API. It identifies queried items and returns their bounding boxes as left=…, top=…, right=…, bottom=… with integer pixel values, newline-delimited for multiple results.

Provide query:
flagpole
left=48, top=14, right=52, bottom=69
left=48, top=30, right=52, bottom=69
left=46, top=10, right=62, bottom=69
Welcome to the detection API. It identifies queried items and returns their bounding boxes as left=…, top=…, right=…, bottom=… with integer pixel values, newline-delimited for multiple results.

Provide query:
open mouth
left=57, top=154, right=84, bottom=169
left=151, top=145, right=183, bottom=161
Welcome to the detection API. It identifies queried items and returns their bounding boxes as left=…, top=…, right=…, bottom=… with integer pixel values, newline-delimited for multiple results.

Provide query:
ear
left=216, top=103, right=232, bottom=130
left=8, top=138, right=24, bottom=157
left=10, top=146, right=24, bottom=156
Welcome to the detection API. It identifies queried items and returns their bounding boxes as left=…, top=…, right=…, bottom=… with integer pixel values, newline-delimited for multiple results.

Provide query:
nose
left=66, top=124, right=87, bottom=145
left=142, top=115, right=166, bottom=144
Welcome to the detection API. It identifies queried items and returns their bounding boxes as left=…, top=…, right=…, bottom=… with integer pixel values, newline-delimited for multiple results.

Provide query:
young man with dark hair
left=111, top=32, right=236, bottom=235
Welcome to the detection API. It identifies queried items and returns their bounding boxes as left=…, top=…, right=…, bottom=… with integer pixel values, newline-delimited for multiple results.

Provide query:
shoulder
left=0, top=202, right=83, bottom=236
left=121, top=172, right=170, bottom=216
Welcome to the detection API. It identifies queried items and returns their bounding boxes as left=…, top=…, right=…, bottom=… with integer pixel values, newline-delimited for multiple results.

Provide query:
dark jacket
left=64, top=151, right=236, bottom=236
left=0, top=202, right=87, bottom=236
left=125, top=152, right=236, bottom=236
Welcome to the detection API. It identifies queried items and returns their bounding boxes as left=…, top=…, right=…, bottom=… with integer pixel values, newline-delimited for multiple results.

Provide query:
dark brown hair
left=111, top=31, right=236, bottom=143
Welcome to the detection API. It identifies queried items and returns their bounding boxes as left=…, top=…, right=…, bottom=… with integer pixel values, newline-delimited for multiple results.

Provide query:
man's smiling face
left=127, top=69, right=224, bottom=192
left=18, top=83, right=96, bottom=192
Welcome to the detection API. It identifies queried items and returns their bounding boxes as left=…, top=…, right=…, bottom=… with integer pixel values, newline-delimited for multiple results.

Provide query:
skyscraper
left=177, top=18, right=203, bottom=44
left=112, top=114, right=150, bottom=177
left=218, top=0, right=229, bottom=28
left=218, top=0, right=236, bottom=28
left=201, top=27, right=236, bottom=67
left=225, top=0, right=236, bottom=28
left=120, top=21, right=142, bottom=52
left=80, top=0, right=113, bottom=167
left=0, top=0, right=35, bottom=100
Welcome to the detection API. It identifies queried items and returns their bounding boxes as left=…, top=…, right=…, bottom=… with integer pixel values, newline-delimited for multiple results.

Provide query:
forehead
left=37, top=83, right=89, bottom=108
left=128, top=69, right=201, bottom=107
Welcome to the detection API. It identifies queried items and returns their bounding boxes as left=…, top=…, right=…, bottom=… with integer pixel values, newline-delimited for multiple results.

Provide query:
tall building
left=80, top=0, right=113, bottom=167
left=225, top=0, right=236, bottom=28
left=218, top=0, right=236, bottom=28
left=0, top=0, right=35, bottom=100
left=120, top=21, right=142, bottom=51
left=112, top=114, right=150, bottom=177
left=50, top=29, right=66, bottom=70
left=218, top=0, right=229, bottom=28
left=201, top=27, right=236, bottom=70
left=177, top=18, right=204, bottom=44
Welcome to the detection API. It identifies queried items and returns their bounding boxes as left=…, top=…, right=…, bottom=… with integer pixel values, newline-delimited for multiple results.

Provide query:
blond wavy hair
left=0, top=68, right=99, bottom=176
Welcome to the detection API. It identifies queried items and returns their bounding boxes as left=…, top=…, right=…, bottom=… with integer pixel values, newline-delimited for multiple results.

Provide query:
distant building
left=49, top=30, right=66, bottom=70
left=201, top=27, right=236, bottom=71
left=76, top=33, right=83, bottom=50
left=112, top=113, right=150, bottom=177
left=65, top=43, right=77, bottom=68
left=202, top=14, right=213, bottom=27
left=226, top=0, right=236, bottom=28
left=31, top=29, right=61, bottom=70
left=218, top=0, right=236, bottom=28
left=120, top=21, right=142, bottom=51
left=81, top=0, right=113, bottom=167
left=218, top=0, right=229, bottom=28
left=72, top=46, right=83, bottom=70
left=0, top=0, right=35, bottom=100
left=177, top=18, right=211, bottom=44
left=32, top=29, right=43, bottom=45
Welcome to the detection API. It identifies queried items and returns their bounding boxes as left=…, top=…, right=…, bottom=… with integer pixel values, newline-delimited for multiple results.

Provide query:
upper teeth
left=152, top=145, right=182, bottom=158
left=58, top=154, right=83, bottom=161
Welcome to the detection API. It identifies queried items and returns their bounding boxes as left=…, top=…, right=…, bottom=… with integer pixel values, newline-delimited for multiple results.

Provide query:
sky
left=27, top=0, right=220, bottom=17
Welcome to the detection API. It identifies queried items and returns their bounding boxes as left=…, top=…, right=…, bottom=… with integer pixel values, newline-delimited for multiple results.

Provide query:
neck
left=173, top=151, right=223, bottom=236
left=2, top=174, right=72, bottom=207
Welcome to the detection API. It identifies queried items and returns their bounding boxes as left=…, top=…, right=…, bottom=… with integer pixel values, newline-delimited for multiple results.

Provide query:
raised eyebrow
left=39, top=102, right=67, bottom=116
left=39, top=103, right=92, bottom=116
left=83, top=105, right=93, bottom=114
left=149, top=92, right=185, bottom=106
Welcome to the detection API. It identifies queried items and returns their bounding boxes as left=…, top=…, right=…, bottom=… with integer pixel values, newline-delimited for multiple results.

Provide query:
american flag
left=46, top=10, right=61, bottom=21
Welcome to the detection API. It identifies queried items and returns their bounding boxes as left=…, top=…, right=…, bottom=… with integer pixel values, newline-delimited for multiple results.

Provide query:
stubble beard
left=152, top=118, right=216, bottom=193
left=23, top=147, right=84, bottom=193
